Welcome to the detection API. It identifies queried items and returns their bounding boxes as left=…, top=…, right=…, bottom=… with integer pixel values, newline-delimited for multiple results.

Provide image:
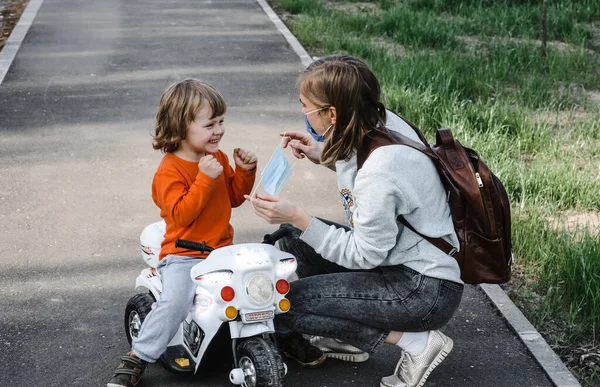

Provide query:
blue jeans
left=275, top=222, right=463, bottom=354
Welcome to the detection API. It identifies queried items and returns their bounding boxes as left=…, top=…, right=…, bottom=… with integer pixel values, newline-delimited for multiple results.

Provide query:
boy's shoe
left=309, top=336, right=369, bottom=362
left=380, top=330, right=453, bottom=387
left=107, top=353, right=147, bottom=387
left=277, top=331, right=327, bottom=368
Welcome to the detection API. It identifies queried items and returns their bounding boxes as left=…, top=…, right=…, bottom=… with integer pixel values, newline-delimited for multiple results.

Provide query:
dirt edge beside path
left=0, top=0, right=30, bottom=52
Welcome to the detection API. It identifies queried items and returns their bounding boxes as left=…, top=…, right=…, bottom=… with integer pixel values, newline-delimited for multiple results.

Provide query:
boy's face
left=182, top=103, right=225, bottom=156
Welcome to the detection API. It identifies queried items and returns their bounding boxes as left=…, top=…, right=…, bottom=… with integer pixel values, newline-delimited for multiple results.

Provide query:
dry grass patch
left=587, top=22, right=600, bottom=53
left=532, top=109, right=596, bottom=131
left=325, top=1, right=382, bottom=15
left=371, top=37, right=407, bottom=58
left=547, top=211, right=600, bottom=238
left=457, top=35, right=595, bottom=56
left=457, top=35, right=481, bottom=52
left=588, top=91, right=600, bottom=104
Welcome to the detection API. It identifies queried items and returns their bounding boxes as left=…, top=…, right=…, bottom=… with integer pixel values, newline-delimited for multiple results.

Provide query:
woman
left=246, top=56, right=463, bottom=387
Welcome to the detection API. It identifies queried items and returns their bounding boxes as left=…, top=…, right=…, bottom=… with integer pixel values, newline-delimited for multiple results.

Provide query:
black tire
left=236, top=337, right=286, bottom=387
left=124, top=293, right=155, bottom=346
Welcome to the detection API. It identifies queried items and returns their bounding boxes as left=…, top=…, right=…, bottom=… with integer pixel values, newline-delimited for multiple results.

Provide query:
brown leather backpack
left=357, top=116, right=513, bottom=284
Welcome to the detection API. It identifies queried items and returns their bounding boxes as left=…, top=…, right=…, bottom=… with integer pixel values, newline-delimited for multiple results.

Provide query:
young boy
left=107, top=79, right=257, bottom=387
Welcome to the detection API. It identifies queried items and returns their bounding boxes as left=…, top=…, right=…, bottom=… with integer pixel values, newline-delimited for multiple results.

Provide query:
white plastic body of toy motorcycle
left=125, top=220, right=296, bottom=386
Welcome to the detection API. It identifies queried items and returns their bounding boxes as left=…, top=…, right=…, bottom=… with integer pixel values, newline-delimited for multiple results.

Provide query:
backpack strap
left=388, top=130, right=437, bottom=158
left=397, top=216, right=457, bottom=256
left=356, top=120, right=456, bottom=257
left=357, top=127, right=437, bottom=170
left=388, top=113, right=466, bottom=172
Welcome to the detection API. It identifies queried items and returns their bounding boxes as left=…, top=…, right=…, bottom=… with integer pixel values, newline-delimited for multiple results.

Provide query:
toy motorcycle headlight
left=195, top=270, right=233, bottom=283
left=245, top=274, right=274, bottom=305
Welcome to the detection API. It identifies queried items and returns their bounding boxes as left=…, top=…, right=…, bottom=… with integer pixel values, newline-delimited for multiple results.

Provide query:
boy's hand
left=198, top=155, right=223, bottom=179
left=233, top=148, right=257, bottom=171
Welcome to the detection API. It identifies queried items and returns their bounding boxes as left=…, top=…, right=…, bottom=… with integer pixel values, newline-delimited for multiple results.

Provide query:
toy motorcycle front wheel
left=235, top=337, right=285, bottom=387
left=123, top=293, right=195, bottom=374
left=124, top=293, right=155, bottom=345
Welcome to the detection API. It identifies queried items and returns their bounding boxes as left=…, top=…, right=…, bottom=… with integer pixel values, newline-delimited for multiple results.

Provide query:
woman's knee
left=277, top=223, right=302, bottom=253
left=277, top=224, right=324, bottom=278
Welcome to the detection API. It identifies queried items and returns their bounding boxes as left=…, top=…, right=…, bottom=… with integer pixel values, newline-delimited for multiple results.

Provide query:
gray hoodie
left=300, top=111, right=462, bottom=283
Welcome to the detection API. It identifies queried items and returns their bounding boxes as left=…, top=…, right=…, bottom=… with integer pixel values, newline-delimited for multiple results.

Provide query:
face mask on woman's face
left=303, top=106, right=329, bottom=142
left=304, top=114, right=325, bottom=142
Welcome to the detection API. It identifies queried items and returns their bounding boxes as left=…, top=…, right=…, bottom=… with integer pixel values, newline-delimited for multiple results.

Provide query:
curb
left=0, top=0, right=44, bottom=85
left=256, top=1, right=583, bottom=386
left=255, top=0, right=313, bottom=68
left=480, top=284, right=581, bottom=387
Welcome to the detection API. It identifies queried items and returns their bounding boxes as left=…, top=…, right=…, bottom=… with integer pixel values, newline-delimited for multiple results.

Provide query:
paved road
left=0, top=0, right=555, bottom=386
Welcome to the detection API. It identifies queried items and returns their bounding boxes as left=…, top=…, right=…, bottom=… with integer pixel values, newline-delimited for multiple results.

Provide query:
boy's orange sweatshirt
left=152, top=151, right=256, bottom=260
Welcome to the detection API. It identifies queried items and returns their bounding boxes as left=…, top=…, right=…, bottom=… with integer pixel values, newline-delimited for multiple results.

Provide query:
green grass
left=290, top=10, right=600, bottom=109
left=401, top=0, right=597, bottom=44
left=272, top=0, right=600, bottom=384
left=513, top=212, right=600, bottom=342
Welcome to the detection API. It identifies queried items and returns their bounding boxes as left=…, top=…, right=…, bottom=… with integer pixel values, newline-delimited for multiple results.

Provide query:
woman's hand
left=244, top=193, right=312, bottom=231
left=281, top=131, right=323, bottom=164
left=233, top=148, right=258, bottom=171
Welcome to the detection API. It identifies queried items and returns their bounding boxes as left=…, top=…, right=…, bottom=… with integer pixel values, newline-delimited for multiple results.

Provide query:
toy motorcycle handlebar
left=262, top=227, right=289, bottom=245
left=175, top=239, right=214, bottom=253
left=175, top=228, right=289, bottom=253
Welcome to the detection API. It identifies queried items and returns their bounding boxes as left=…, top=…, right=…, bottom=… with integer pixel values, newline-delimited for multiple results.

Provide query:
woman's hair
left=153, top=79, right=227, bottom=153
left=298, top=56, right=388, bottom=164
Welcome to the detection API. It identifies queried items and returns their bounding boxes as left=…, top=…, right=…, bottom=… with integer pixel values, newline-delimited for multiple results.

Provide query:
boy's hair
left=153, top=78, right=227, bottom=153
left=298, top=58, right=388, bottom=165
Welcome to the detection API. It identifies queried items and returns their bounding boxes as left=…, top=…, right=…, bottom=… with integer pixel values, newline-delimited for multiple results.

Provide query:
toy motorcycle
left=125, top=220, right=296, bottom=386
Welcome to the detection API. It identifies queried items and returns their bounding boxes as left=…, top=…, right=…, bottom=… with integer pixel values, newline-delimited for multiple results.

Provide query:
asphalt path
left=0, top=0, right=554, bottom=386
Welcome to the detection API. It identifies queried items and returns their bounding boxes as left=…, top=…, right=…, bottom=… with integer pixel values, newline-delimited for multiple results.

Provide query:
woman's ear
left=328, top=106, right=337, bottom=125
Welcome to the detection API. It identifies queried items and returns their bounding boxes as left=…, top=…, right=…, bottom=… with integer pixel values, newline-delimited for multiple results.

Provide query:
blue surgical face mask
left=260, top=146, right=293, bottom=196
left=303, top=106, right=329, bottom=142
left=304, top=115, right=324, bottom=142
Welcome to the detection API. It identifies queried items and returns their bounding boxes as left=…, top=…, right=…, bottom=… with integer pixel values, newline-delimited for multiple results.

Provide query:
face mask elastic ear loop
left=249, top=132, right=297, bottom=210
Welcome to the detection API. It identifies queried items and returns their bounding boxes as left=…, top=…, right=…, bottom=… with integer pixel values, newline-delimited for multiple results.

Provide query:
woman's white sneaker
left=380, top=330, right=453, bottom=387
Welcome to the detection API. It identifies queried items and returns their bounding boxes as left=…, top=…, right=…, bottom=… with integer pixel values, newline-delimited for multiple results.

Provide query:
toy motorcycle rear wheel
left=124, top=293, right=155, bottom=345
left=236, top=337, right=285, bottom=387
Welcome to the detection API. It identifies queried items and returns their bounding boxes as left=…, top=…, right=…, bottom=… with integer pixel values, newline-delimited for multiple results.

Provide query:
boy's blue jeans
left=275, top=222, right=463, bottom=354
left=132, top=255, right=199, bottom=363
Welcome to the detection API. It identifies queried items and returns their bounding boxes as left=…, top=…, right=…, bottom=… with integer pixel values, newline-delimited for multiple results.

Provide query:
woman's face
left=300, top=93, right=331, bottom=136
